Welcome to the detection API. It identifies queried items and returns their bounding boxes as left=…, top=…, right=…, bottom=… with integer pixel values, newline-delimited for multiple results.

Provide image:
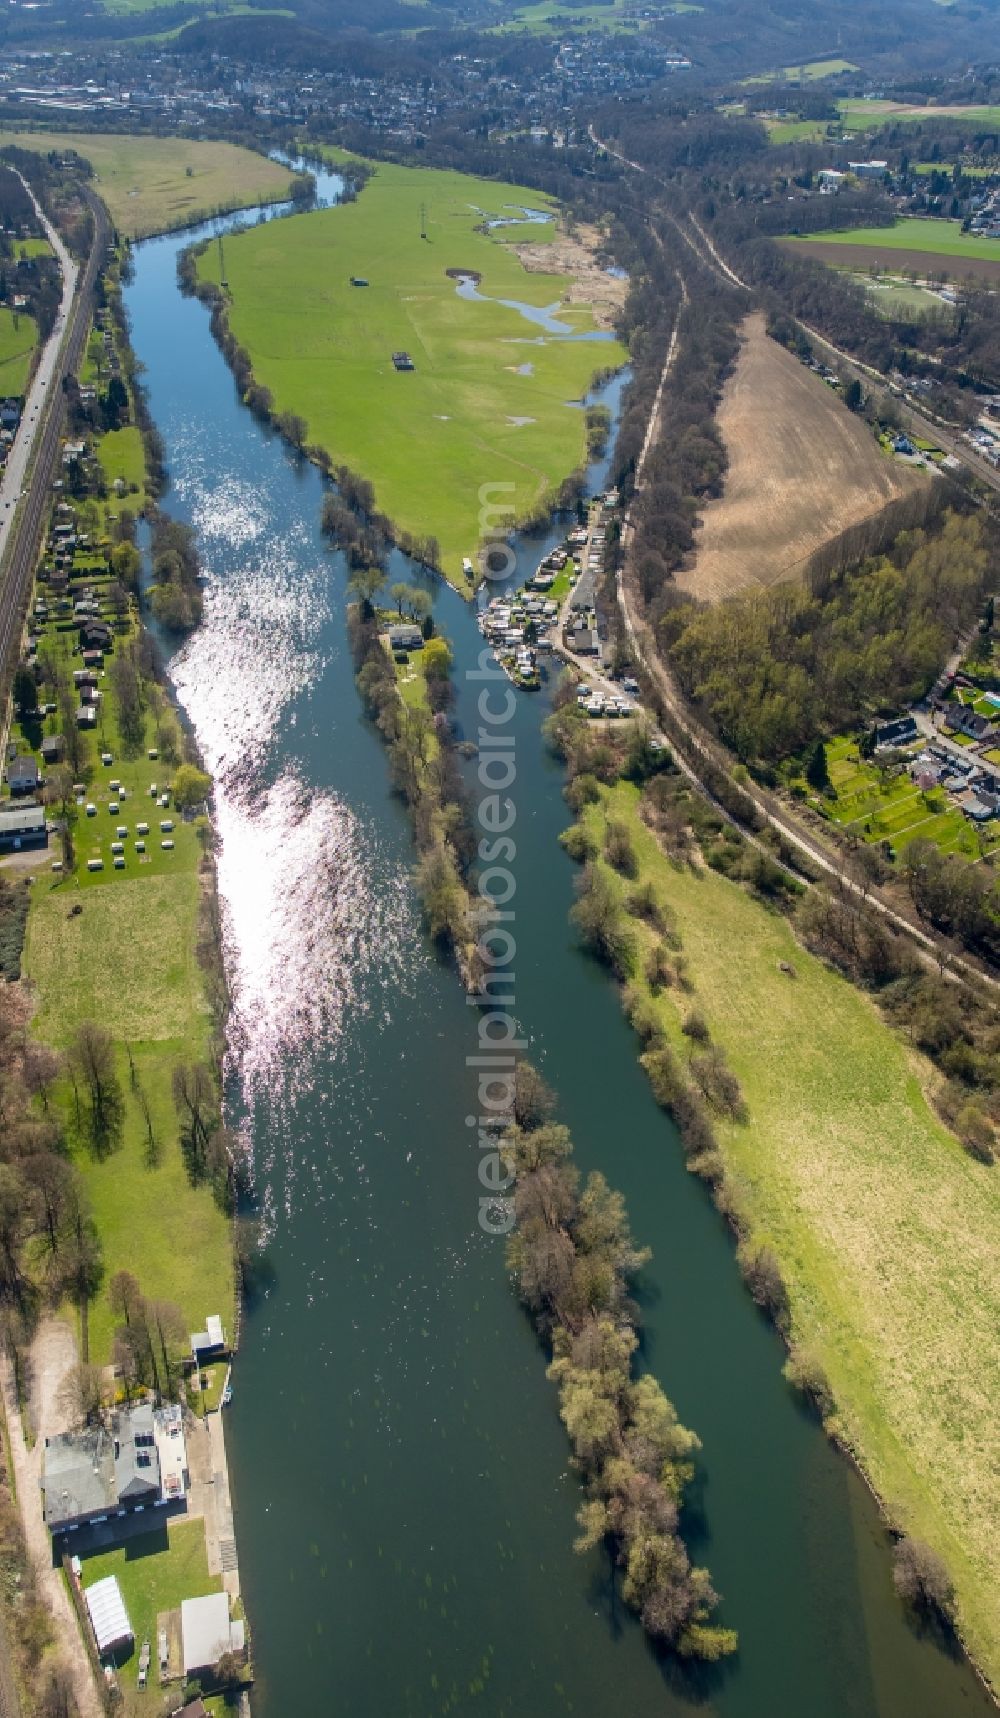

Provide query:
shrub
left=645, top=942, right=673, bottom=995
left=892, top=1536, right=954, bottom=1625
left=605, top=819, right=638, bottom=878
left=738, top=1243, right=791, bottom=1335
left=681, top=1008, right=710, bottom=1044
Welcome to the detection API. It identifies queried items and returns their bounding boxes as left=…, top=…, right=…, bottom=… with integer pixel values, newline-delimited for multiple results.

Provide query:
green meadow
left=580, top=781, right=1000, bottom=1687
left=839, top=100, right=1000, bottom=132
left=0, top=131, right=298, bottom=240
left=0, top=306, right=36, bottom=394
left=793, top=217, right=1000, bottom=262
left=195, top=151, right=625, bottom=587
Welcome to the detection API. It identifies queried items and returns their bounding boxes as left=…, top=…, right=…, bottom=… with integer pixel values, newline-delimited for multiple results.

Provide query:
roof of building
left=190, top=1313, right=225, bottom=1354
left=8, top=755, right=38, bottom=784
left=85, top=1575, right=132, bottom=1655
left=0, top=803, right=46, bottom=834
left=387, top=625, right=423, bottom=648
left=42, top=1427, right=116, bottom=1527
left=113, top=1402, right=160, bottom=1503
left=181, top=1592, right=244, bottom=1675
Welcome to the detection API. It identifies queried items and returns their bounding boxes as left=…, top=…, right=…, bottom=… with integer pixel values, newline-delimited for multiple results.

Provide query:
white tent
left=85, top=1575, right=133, bottom=1655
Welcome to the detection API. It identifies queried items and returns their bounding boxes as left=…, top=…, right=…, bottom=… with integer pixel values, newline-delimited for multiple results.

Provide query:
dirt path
left=0, top=1322, right=102, bottom=1718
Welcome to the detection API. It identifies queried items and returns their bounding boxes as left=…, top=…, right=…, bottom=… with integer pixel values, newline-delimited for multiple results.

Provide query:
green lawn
left=792, top=217, right=1000, bottom=262
left=79, top=1518, right=220, bottom=1681
left=0, top=132, right=300, bottom=240
left=189, top=1359, right=229, bottom=1417
left=98, top=426, right=149, bottom=499
left=0, top=305, right=36, bottom=394
left=581, top=781, right=1000, bottom=1688
left=13, top=236, right=51, bottom=258
left=196, top=151, right=625, bottom=587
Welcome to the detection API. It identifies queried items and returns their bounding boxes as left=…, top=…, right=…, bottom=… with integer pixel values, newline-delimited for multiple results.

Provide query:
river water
left=122, top=169, right=993, bottom=1718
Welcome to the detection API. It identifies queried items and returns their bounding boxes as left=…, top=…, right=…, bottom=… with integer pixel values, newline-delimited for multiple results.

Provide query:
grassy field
left=838, top=100, right=1000, bottom=132
left=0, top=132, right=299, bottom=239
left=581, top=780, right=1000, bottom=1687
left=17, top=558, right=231, bottom=1364
left=764, top=118, right=830, bottom=144
left=78, top=1517, right=221, bottom=1698
left=0, top=306, right=36, bottom=394
left=913, top=161, right=998, bottom=178
left=793, top=217, right=1000, bottom=262
left=787, top=219, right=1000, bottom=284
left=806, top=734, right=1000, bottom=859
left=675, top=313, right=919, bottom=601
left=854, top=274, right=954, bottom=318
left=196, top=150, right=625, bottom=586
left=746, top=56, right=858, bottom=84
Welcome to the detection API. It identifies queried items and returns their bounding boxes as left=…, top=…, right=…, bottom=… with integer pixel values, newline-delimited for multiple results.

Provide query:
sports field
left=675, top=313, right=919, bottom=601
left=582, top=780, right=1000, bottom=1688
left=196, top=152, right=626, bottom=586
left=787, top=219, right=1000, bottom=284
left=0, top=305, right=36, bottom=394
left=0, top=131, right=299, bottom=239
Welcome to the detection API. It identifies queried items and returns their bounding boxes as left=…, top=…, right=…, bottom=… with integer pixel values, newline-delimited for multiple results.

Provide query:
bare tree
left=57, top=1361, right=104, bottom=1428
left=69, top=1023, right=124, bottom=1156
left=172, top=1062, right=218, bottom=1181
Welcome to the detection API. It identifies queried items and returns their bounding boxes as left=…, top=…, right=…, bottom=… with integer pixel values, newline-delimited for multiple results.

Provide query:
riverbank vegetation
left=347, top=598, right=480, bottom=983
left=0, top=130, right=304, bottom=239
left=188, top=151, right=626, bottom=587
left=507, top=1061, right=738, bottom=1662
left=555, top=766, right=1000, bottom=1686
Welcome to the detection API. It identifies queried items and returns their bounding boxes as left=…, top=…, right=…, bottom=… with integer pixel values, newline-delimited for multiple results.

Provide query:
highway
left=0, top=180, right=109, bottom=712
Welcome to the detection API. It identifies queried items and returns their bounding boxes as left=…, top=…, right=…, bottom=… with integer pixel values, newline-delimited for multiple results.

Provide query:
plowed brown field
left=677, top=314, right=923, bottom=602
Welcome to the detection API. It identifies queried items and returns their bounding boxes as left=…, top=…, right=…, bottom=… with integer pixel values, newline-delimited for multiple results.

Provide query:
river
left=122, top=168, right=993, bottom=1717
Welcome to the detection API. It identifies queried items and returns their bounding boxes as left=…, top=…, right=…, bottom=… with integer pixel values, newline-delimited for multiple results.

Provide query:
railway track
left=0, top=187, right=110, bottom=713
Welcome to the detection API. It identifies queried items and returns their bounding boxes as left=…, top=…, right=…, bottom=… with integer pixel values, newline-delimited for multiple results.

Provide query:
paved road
left=0, top=183, right=109, bottom=714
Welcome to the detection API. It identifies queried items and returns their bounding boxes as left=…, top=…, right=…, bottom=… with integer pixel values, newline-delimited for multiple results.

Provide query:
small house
left=875, top=715, right=918, bottom=750
left=190, top=1313, right=227, bottom=1366
left=391, top=350, right=415, bottom=371
left=7, top=755, right=39, bottom=796
left=387, top=624, right=424, bottom=652
left=41, top=735, right=64, bottom=765
left=0, top=802, right=46, bottom=853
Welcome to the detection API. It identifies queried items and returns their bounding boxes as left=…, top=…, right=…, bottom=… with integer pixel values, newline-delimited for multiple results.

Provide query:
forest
left=658, top=511, right=989, bottom=763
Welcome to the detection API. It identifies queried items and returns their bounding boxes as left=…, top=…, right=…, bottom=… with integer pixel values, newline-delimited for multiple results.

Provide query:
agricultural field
left=787, top=218, right=1000, bottom=284
left=581, top=781, right=1000, bottom=1688
left=195, top=151, right=626, bottom=588
left=0, top=305, right=36, bottom=394
left=0, top=132, right=300, bottom=239
left=803, top=734, right=1000, bottom=859
left=674, top=313, right=920, bottom=602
